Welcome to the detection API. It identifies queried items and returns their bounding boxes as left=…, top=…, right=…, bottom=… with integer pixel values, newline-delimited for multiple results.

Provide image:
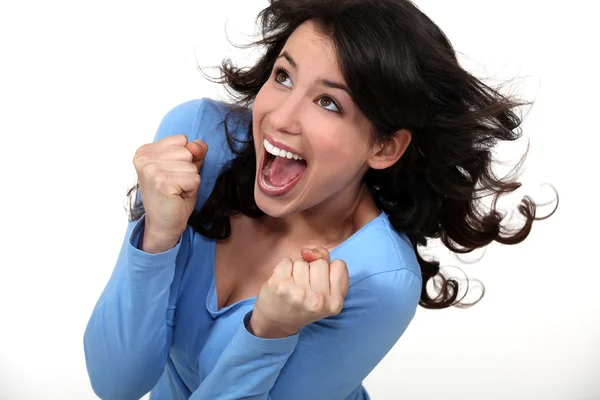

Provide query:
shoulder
left=333, top=213, right=422, bottom=316
left=152, top=98, right=252, bottom=211
left=154, top=97, right=251, bottom=146
left=154, top=98, right=251, bottom=205
left=335, top=212, right=422, bottom=287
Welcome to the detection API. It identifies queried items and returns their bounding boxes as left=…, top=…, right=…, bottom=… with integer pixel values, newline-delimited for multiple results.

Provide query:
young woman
left=84, top=0, right=556, bottom=398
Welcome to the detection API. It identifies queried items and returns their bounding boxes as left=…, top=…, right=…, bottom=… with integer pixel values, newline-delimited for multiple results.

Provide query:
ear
left=367, top=129, right=412, bottom=170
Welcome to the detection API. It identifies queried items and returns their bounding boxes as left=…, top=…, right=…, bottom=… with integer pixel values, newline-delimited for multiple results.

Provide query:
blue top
left=83, top=98, right=422, bottom=400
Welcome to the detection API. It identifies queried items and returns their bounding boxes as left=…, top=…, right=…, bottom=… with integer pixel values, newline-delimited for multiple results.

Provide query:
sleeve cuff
left=231, top=311, right=299, bottom=355
left=126, top=215, right=182, bottom=269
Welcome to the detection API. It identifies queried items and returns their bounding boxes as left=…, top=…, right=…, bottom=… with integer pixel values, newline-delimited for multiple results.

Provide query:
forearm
left=189, top=311, right=298, bottom=400
left=84, top=217, right=181, bottom=399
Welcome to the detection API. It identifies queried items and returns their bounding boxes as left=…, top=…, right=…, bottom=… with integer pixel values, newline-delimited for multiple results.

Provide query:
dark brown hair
left=128, top=0, right=557, bottom=309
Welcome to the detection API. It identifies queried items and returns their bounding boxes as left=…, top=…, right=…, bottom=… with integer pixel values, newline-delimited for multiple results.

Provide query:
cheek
left=254, top=83, right=277, bottom=112
left=315, top=134, right=368, bottom=171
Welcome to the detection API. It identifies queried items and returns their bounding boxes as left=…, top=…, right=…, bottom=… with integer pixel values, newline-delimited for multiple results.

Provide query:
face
left=252, top=20, right=377, bottom=218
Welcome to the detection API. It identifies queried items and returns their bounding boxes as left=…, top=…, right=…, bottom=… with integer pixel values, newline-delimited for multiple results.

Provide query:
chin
left=253, top=183, right=295, bottom=219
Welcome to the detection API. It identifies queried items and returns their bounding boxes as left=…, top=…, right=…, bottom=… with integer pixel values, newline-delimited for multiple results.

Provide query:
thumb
left=300, top=246, right=331, bottom=263
left=186, top=140, right=208, bottom=168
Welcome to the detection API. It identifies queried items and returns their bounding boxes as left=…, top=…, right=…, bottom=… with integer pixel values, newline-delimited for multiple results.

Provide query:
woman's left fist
left=248, top=247, right=350, bottom=338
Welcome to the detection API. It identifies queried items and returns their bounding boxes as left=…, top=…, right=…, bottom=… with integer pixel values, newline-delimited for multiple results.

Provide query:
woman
left=84, top=0, right=555, bottom=398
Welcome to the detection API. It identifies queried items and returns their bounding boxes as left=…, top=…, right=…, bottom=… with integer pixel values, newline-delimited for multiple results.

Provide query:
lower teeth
left=262, top=158, right=279, bottom=188
left=262, top=175, right=279, bottom=189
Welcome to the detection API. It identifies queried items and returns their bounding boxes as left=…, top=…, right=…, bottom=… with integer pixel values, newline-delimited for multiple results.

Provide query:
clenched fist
left=133, top=134, right=208, bottom=253
left=248, top=247, right=350, bottom=338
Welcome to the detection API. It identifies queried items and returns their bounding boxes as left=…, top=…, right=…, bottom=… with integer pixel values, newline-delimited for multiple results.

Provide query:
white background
left=1, top=1, right=598, bottom=399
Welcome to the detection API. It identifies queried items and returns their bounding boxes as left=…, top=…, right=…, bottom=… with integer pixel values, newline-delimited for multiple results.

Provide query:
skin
left=134, top=21, right=411, bottom=337
left=135, top=135, right=208, bottom=254
left=252, top=21, right=411, bottom=244
left=243, top=20, right=412, bottom=337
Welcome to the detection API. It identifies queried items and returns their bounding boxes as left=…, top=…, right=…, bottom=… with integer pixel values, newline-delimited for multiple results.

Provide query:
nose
left=267, top=92, right=302, bottom=136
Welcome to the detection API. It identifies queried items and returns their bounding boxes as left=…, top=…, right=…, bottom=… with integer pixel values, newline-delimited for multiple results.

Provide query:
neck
left=255, top=183, right=381, bottom=251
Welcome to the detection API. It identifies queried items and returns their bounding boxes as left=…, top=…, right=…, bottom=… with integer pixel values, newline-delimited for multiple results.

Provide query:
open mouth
left=258, top=145, right=308, bottom=196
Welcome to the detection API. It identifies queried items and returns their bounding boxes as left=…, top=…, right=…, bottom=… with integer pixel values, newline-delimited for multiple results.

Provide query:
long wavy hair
left=128, top=0, right=557, bottom=309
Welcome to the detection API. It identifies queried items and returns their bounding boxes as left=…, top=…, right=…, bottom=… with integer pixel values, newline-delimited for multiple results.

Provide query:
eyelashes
left=272, top=67, right=342, bottom=114
left=274, top=67, right=292, bottom=87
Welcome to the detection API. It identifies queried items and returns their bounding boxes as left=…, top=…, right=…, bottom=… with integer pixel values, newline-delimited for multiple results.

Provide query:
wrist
left=247, top=311, right=300, bottom=339
left=140, top=222, right=182, bottom=254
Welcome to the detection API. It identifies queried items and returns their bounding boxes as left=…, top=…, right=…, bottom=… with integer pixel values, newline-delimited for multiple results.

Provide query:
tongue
left=267, top=156, right=307, bottom=187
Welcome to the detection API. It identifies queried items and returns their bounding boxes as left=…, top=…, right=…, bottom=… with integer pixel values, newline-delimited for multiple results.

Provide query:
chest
left=213, top=227, right=297, bottom=311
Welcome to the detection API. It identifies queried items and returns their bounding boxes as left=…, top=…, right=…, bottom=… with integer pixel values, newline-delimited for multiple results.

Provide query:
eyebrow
left=277, top=51, right=351, bottom=95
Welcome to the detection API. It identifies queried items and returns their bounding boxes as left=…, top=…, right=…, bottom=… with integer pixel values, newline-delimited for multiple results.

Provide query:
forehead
left=282, top=21, right=341, bottom=75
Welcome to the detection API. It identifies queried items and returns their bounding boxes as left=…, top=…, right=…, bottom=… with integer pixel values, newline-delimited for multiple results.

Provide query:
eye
left=317, top=96, right=340, bottom=113
left=273, top=66, right=341, bottom=113
left=274, top=67, right=292, bottom=88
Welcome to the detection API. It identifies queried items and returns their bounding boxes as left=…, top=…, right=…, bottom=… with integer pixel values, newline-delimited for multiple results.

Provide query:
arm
left=83, top=217, right=185, bottom=399
left=83, top=100, right=207, bottom=399
left=189, top=269, right=422, bottom=399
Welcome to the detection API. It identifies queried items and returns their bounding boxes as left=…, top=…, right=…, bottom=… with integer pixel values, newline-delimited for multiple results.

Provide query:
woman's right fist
left=133, top=134, right=208, bottom=250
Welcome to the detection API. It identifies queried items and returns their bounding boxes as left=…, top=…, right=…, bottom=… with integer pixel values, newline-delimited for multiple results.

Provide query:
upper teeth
left=263, top=139, right=304, bottom=160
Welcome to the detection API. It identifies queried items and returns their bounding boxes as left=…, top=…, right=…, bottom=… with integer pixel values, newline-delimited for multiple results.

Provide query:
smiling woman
left=251, top=21, right=404, bottom=219
left=83, top=0, right=557, bottom=399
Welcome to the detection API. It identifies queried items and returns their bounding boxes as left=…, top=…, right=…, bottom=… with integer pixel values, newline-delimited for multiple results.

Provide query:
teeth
left=263, top=139, right=304, bottom=160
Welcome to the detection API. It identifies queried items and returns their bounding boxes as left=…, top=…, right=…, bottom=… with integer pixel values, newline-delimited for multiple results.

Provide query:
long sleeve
left=84, top=216, right=186, bottom=399
left=189, top=269, right=422, bottom=400
left=84, top=99, right=213, bottom=399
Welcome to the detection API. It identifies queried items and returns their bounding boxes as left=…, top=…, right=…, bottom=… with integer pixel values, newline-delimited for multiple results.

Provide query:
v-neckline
left=205, top=211, right=386, bottom=315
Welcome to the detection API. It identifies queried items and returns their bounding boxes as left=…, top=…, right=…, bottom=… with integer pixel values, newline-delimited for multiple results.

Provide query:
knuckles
left=134, top=143, right=152, bottom=156
left=287, top=286, right=306, bottom=305
left=269, top=278, right=307, bottom=306
left=267, top=275, right=338, bottom=317
left=154, top=171, right=169, bottom=189
left=305, top=292, right=324, bottom=314
left=132, top=151, right=149, bottom=169
left=327, top=295, right=344, bottom=315
left=133, top=137, right=196, bottom=170
left=261, top=255, right=348, bottom=327
left=142, top=163, right=158, bottom=178
left=172, top=133, right=188, bottom=144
